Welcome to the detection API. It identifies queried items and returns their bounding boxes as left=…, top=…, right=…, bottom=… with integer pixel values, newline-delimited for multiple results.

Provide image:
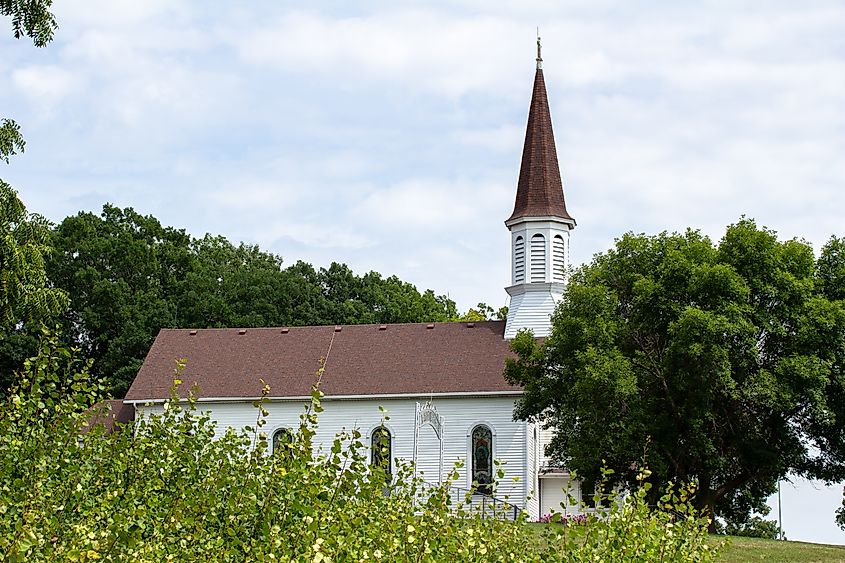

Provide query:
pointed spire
left=536, top=29, right=543, bottom=70
left=507, top=53, right=575, bottom=225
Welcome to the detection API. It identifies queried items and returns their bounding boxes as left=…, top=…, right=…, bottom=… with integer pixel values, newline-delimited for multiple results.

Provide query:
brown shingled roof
left=83, top=400, right=135, bottom=434
left=125, top=321, right=519, bottom=401
left=507, top=68, right=575, bottom=224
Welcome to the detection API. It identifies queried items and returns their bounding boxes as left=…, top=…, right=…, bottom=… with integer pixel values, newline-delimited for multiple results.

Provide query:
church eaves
left=507, top=67, right=575, bottom=225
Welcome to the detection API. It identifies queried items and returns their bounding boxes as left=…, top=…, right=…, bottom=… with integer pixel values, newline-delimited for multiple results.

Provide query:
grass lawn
left=527, top=522, right=845, bottom=561
left=716, top=536, right=845, bottom=562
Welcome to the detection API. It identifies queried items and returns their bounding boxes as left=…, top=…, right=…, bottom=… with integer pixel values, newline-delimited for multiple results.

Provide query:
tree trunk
left=697, top=475, right=718, bottom=534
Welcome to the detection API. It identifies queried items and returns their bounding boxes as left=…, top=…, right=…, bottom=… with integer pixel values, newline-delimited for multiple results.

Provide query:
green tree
left=0, top=0, right=64, bottom=393
left=0, top=183, right=68, bottom=392
left=455, top=302, right=508, bottom=322
left=505, top=219, right=845, bottom=529
left=0, top=183, right=67, bottom=328
left=1, top=0, right=56, bottom=47
left=48, top=205, right=192, bottom=396
left=47, top=205, right=459, bottom=396
left=315, top=263, right=457, bottom=325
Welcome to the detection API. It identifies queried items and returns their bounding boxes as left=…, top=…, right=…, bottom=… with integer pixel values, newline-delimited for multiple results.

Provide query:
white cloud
left=224, top=9, right=528, bottom=99
left=11, top=65, right=79, bottom=116
left=263, top=220, right=374, bottom=251
left=351, top=177, right=511, bottom=231
left=451, top=124, right=523, bottom=153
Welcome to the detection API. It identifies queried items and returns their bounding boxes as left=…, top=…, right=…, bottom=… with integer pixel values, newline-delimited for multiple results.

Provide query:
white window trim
left=466, top=422, right=497, bottom=491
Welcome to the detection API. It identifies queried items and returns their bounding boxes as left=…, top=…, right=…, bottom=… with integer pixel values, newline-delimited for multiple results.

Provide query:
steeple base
left=504, top=283, right=565, bottom=339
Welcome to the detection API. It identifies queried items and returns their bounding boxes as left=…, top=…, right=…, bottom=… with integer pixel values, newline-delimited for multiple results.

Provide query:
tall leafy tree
left=47, top=205, right=458, bottom=397
left=0, top=183, right=68, bottom=391
left=48, top=206, right=193, bottom=396
left=0, top=183, right=67, bottom=328
left=0, top=0, right=65, bottom=392
left=505, top=219, right=845, bottom=529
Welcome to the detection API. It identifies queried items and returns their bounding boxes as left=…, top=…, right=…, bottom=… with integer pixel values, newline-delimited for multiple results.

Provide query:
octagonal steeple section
left=504, top=62, right=576, bottom=340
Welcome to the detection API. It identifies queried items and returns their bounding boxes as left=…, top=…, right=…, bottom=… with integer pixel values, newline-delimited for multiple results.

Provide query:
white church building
left=125, top=53, right=580, bottom=521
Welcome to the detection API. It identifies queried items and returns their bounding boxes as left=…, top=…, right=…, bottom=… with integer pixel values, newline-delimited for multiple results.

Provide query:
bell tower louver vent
left=530, top=234, right=546, bottom=283
left=552, top=234, right=566, bottom=283
left=514, top=236, right=525, bottom=284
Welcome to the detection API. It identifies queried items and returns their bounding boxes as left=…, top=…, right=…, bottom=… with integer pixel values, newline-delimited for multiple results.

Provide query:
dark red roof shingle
left=125, top=321, right=519, bottom=401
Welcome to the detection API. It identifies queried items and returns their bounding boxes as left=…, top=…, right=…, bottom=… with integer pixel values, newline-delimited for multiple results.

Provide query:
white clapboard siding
left=137, top=395, right=532, bottom=515
left=536, top=425, right=583, bottom=515
left=504, top=287, right=562, bottom=339
left=525, top=422, right=539, bottom=519
left=539, top=425, right=557, bottom=467
left=541, top=476, right=581, bottom=515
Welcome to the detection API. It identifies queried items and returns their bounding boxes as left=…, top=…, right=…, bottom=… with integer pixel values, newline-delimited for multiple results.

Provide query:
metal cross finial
left=536, top=28, right=543, bottom=69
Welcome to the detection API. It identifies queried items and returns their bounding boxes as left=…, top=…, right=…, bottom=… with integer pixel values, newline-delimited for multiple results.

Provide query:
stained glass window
left=272, top=427, right=293, bottom=458
left=371, top=426, right=392, bottom=476
left=471, top=425, right=493, bottom=495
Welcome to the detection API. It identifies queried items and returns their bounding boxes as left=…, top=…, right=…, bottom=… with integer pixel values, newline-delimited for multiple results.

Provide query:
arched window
left=530, top=234, right=546, bottom=283
left=514, top=236, right=525, bottom=284
left=272, top=427, right=293, bottom=458
left=552, top=235, right=566, bottom=282
left=371, top=426, right=392, bottom=476
left=471, top=425, right=493, bottom=495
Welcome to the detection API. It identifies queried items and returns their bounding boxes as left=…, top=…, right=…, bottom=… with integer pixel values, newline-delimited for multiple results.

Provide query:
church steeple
left=507, top=56, right=575, bottom=225
left=504, top=44, right=575, bottom=339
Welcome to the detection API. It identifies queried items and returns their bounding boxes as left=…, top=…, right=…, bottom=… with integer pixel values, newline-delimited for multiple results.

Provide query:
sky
left=2, top=0, right=844, bottom=545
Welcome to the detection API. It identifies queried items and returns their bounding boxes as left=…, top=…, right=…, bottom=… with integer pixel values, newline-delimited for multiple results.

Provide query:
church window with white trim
left=371, top=426, right=392, bottom=476
left=471, top=424, right=493, bottom=495
left=272, top=427, right=293, bottom=458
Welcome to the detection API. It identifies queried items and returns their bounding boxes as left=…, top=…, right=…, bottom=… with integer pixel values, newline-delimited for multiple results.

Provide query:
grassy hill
left=717, top=536, right=845, bottom=562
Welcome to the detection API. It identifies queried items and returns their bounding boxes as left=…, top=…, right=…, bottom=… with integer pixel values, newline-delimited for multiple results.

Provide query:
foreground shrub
left=1, top=335, right=719, bottom=562
left=538, top=513, right=590, bottom=525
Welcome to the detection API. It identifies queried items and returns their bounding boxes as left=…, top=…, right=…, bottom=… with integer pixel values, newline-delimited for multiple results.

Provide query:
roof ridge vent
left=238, top=329, right=247, bottom=335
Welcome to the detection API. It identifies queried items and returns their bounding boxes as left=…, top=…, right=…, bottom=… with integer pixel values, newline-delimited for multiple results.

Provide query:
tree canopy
left=1, top=0, right=57, bottom=164
left=1, top=0, right=57, bottom=47
left=505, top=219, right=845, bottom=527
left=0, top=1, right=67, bottom=392
left=44, top=205, right=458, bottom=397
